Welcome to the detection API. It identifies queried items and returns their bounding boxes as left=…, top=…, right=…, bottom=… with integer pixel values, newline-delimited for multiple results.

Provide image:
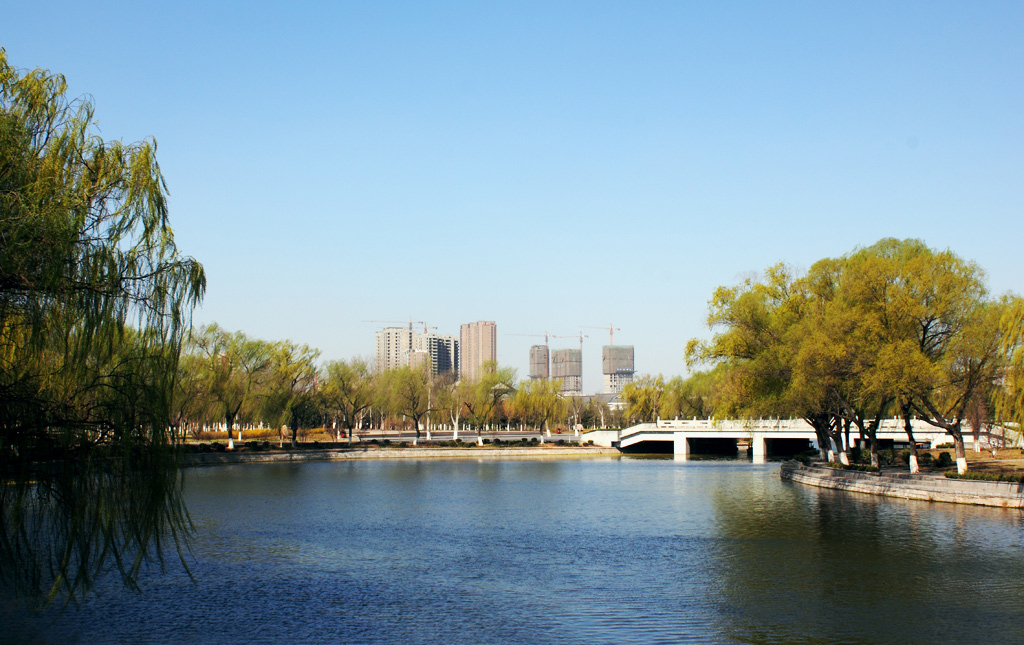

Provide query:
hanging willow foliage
left=0, top=50, right=205, bottom=607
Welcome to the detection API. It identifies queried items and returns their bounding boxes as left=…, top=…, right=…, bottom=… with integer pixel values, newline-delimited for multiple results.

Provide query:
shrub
left=482, top=438, right=491, bottom=445
left=878, top=449, right=900, bottom=466
left=397, top=441, right=408, bottom=448
left=825, top=462, right=879, bottom=473
left=530, top=437, right=539, bottom=444
left=936, top=452, right=953, bottom=467
left=945, top=471, right=1024, bottom=483
left=936, top=443, right=954, bottom=449
left=919, top=452, right=934, bottom=465
left=899, top=449, right=911, bottom=464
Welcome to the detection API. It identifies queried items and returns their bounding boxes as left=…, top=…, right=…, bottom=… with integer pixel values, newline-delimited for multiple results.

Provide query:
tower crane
left=362, top=317, right=425, bottom=331
left=581, top=324, right=620, bottom=345
left=551, top=332, right=587, bottom=353
left=506, top=331, right=553, bottom=346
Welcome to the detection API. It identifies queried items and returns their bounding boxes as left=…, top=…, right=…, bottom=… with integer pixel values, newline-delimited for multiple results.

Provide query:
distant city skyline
left=369, top=320, right=639, bottom=395
left=6, top=2, right=1021, bottom=393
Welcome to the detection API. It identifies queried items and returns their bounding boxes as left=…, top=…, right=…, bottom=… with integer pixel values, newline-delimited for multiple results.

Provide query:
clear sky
left=5, top=1, right=1022, bottom=392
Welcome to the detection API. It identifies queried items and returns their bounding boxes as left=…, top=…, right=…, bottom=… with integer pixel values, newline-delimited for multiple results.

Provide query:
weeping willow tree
left=0, top=51, right=205, bottom=606
left=997, top=297, right=1024, bottom=446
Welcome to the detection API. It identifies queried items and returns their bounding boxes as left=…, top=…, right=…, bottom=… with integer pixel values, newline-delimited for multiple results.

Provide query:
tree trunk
left=953, top=432, right=968, bottom=474
left=825, top=417, right=848, bottom=465
left=843, top=418, right=852, bottom=458
left=226, top=411, right=236, bottom=450
left=813, top=424, right=829, bottom=461
left=904, top=416, right=919, bottom=474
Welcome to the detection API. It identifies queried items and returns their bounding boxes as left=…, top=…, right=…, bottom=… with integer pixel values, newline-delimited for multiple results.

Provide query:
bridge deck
left=585, top=418, right=998, bottom=458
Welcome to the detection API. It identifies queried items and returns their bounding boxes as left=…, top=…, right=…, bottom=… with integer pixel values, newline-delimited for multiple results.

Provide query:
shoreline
left=780, top=460, right=1024, bottom=508
left=183, top=445, right=621, bottom=467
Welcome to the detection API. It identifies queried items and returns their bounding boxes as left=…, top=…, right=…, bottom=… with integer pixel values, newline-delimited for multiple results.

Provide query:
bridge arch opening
left=687, top=438, right=740, bottom=456
left=619, top=440, right=674, bottom=454
left=763, top=438, right=813, bottom=457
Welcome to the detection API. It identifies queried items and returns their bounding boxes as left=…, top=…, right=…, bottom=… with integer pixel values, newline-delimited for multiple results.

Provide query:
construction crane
left=581, top=324, right=620, bottom=345
left=507, top=331, right=554, bottom=346
left=552, top=332, right=587, bottom=353
left=362, top=317, right=425, bottom=331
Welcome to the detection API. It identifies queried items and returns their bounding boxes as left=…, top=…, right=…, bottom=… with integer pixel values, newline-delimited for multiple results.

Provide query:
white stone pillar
left=674, top=433, right=689, bottom=460
left=751, top=432, right=766, bottom=464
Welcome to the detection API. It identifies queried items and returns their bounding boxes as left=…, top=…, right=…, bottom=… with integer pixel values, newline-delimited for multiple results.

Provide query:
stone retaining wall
left=184, top=446, right=619, bottom=467
left=780, top=461, right=1024, bottom=508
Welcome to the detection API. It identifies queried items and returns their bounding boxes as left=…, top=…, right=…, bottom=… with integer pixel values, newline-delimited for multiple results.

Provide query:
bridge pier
left=673, top=434, right=689, bottom=458
left=751, top=432, right=766, bottom=464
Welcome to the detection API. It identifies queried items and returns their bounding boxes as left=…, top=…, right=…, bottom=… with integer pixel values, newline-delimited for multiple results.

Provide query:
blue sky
left=6, top=1, right=1022, bottom=391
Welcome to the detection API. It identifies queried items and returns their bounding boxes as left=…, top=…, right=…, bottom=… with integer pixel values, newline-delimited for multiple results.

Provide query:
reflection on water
left=6, top=457, right=1024, bottom=643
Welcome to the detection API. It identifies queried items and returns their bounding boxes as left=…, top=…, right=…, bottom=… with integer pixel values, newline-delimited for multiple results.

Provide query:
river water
left=8, top=456, right=1024, bottom=643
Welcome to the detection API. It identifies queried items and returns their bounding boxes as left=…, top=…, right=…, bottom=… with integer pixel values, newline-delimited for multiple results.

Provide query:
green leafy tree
left=687, top=263, right=844, bottom=462
left=851, top=240, right=1002, bottom=474
left=659, top=370, right=722, bottom=421
left=192, top=324, right=276, bottom=448
left=171, top=351, right=218, bottom=439
left=462, top=362, right=517, bottom=442
left=322, top=358, right=373, bottom=443
left=690, top=240, right=1009, bottom=472
left=386, top=364, right=433, bottom=443
left=261, top=340, right=320, bottom=447
left=621, top=375, right=666, bottom=424
left=512, top=378, right=565, bottom=437
left=997, top=297, right=1024, bottom=445
left=0, top=52, right=205, bottom=605
left=431, top=371, right=467, bottom=439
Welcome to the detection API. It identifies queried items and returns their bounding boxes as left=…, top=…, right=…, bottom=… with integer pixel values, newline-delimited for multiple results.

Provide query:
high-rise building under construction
left=602, top=345, right=635, bottom=394
left=551, top=348, right=582, bottom=395
left=529, top=344, right=549, bottom=379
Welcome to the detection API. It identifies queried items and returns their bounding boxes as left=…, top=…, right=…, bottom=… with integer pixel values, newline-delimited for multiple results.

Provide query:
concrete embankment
left=780, top=461, right=1024, bottom=508
left=184, top=446, right=620, bottom=467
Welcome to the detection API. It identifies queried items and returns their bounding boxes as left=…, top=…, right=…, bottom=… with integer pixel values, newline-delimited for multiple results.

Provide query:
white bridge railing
left=651, top=417, right=988, bottom=435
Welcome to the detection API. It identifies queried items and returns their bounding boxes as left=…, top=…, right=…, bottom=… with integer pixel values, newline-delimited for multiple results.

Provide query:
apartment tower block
left=459, top=320, right=496, bottom=382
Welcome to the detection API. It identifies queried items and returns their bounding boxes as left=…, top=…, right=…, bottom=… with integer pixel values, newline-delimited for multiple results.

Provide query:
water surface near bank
left=8, top=457, right=1024, bottom=643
